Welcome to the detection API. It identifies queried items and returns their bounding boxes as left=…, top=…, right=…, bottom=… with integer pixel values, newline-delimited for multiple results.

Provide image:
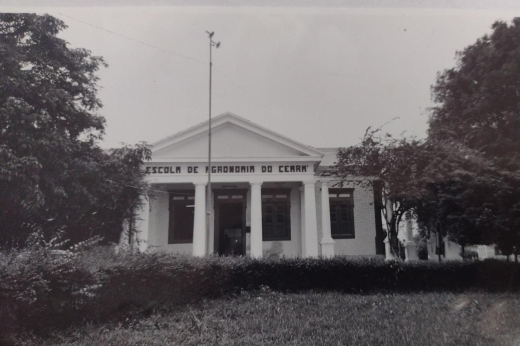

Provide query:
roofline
left=147, top=156, right=323, bottom=163
left=151, top=113, right=227, bottom=148
left=152, top=112, right=325, bottom=158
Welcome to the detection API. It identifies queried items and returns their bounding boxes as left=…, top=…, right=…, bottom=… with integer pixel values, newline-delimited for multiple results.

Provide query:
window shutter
left=168, top=192, right=195, bottom=244
left=261, top=189, right=291, bottom=241
left=329, top=189, right=355, bottom=239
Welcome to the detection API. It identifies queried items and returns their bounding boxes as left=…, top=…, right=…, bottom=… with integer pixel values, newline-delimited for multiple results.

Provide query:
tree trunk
left=388, top=220, right=401, bottom=259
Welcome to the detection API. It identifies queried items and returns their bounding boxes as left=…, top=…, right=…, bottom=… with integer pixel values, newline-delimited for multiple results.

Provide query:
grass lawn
left=25, top=290, right=520, bottom=346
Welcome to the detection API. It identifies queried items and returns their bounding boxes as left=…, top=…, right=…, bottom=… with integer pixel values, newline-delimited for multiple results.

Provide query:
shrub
left=1, top=251, right=519, bottom=344
left=0, top=249, right=100, bottom=343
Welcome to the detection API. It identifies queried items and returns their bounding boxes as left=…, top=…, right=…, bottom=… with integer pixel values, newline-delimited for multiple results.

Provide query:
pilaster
left=299, top=186, right=305, bottom=256
left=250, top=181, right=263, bottom=258
left=319, top=181, right=335, bottom=257
left=192, top=182, right=207, bottom=256
left=404, top=217, right=417, bottom=261
left=303, top=181, right=319, bottom=257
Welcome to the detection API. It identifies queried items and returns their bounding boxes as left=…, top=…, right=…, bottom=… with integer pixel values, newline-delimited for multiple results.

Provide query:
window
left=168, top=192, right=195, bottom=244
left=262, top=189, right=291, bottom=241
left=329, top=188, right=355, bottom=239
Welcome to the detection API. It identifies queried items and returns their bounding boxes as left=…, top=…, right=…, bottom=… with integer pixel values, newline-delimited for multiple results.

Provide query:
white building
left=132, top=112, right=385, bottom=258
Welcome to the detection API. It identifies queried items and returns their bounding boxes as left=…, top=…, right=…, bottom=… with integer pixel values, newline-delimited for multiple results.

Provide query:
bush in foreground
left=1, top=250, right=519, bottom=344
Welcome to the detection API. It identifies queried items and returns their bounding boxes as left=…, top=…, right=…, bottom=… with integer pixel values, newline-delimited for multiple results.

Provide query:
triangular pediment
left=151, top=112, right=323, bottom=162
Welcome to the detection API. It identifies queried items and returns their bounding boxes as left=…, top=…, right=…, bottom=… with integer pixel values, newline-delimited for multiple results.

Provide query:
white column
left=443, top=236, right=450, bottom=259
left=207, top=189, right=214, bottom=254
left=427, top=238, right=433, bottom=260
left=250, top=182, right=263, bottom=258
left=384, top=237, right=394, bottom=260
left=404, top=216, right=417, bottom=261
left=405, top=217, right=413, bottom=241
left=320, top=181, right=335, bottom=257
left=303, top=182, right=319, bottom=257
left=299, top=186, right=306, bottom=257
left=192, top=182, right=207, bottom=256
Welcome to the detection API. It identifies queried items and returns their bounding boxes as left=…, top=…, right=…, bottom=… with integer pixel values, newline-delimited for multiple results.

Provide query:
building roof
left=149, top=112, right=344, bottom=168
left=316, top=147, right=339, bottom=168
left=151, top=112, right=325, bottom=162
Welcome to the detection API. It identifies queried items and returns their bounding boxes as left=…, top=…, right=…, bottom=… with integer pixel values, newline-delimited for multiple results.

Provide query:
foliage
left=413, top=141, right=493, bottom=250
left=335, top=127, right=429, bottom=256
left=1, top=252, right=519, bottom=344
left=416, top=162, right=520, bottom=256
left=425, top=18, right=520, bottom=257
left=0, top=249, right=100, bottom=343
left=413, top=233, right=429, bottom=260
left=429, top=18, right=520, bottom=173
left=334, top=121, right=517, bottom=258
left=342, top=18, right=520, bottom=258
left=0, top=13, right=151, bottom=246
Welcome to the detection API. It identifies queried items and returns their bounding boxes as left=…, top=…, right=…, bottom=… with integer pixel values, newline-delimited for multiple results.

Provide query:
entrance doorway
left=214, top=190, right=246, bottom=256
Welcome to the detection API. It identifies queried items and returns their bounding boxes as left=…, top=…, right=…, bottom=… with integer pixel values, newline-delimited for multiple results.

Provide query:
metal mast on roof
left=206, top=31, right=220, bottom=254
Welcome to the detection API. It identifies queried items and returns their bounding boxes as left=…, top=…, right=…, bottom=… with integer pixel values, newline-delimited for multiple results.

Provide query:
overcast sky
left=2, top=3, right=520, bottom=149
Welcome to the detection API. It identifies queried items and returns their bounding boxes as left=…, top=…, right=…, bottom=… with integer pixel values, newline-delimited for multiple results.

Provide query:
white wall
left=147, top=188, right=193, bottom=254
left=315, top=181, right=377, bottom=257
left=427, top=236, right=462, bottom=261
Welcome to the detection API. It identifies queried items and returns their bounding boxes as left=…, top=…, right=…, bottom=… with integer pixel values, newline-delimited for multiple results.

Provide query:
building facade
left=133, top=112, right=384, bottom=258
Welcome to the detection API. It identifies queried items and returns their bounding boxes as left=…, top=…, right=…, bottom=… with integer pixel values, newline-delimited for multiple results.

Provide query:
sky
left=2, top=2, right=520, bottom=149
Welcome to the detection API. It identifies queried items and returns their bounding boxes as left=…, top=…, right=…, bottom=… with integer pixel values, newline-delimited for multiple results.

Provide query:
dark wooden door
left=213, top=190, right=247, bottom=256
left=218, top=203, right=244, bottom=255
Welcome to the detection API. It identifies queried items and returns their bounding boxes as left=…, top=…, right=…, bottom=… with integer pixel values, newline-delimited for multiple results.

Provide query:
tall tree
left=427, top=18, right=520, bottom=258
left=429, top=18, right=520, bottom=172
left=0, top=14, right=150, bottom=247
left=414, top=142, right=499, bottom=255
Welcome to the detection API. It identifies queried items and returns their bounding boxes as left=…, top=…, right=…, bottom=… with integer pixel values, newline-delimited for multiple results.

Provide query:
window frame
left=329, top=188, right=355, bottom=239
left=261, top=188, right=292, bottom=241
left=168, top=191, right=195, bottom=244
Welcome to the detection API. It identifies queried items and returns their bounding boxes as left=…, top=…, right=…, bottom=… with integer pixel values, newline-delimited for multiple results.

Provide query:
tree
left=427, top=18, right=520, bottom=258
left=417, top=162, right=520, bottom=260
left=0, top=14, right=151, bottom=247
left=489, top=170, right=520, bottom=261
left=337, top=19, right=520, bottom=259
left=429, top=18, right=520, bottom=172
left=335, top=127, right=428, bottom=257
left=335, top=125, right=501, bottom=259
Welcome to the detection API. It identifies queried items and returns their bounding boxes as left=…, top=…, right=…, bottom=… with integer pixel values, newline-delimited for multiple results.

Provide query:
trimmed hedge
left=1, top=250, right=519, bottom=344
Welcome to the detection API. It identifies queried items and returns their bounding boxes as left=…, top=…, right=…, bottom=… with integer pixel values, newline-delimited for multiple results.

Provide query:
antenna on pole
left=206, top=31, right=220, bottom=255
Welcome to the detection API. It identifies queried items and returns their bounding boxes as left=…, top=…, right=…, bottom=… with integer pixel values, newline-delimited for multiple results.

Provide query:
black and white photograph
left=1, top=0, right=520, bottom=345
